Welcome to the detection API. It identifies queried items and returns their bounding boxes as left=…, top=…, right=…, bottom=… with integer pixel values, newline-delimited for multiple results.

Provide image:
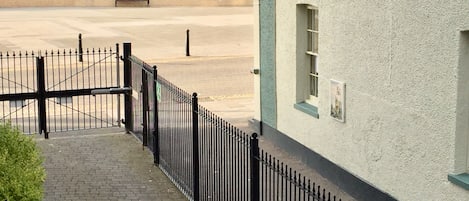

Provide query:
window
left=294, top=4, right=319, bottom=118
left=306, top=6, right=319, bottom=105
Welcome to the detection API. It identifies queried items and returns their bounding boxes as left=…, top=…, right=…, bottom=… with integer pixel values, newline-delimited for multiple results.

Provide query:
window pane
left=313, top=32, right=318, bottom=53
left=309, top=77, right=315, bottom=96
left=310, top=55, right=317, bottom=73
left=315, top=74, right=318, bottom=97
left=310, top=73, right=318, bottom=97
left=306, top=7, right=319, bottom=99
left=313, top=9, right=318, bottom=31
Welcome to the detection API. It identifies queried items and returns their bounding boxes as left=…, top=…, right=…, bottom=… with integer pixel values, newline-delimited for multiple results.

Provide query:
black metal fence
left=0, top=41, right=343, bottom=200
left=258, top=150, right=341, bottom=201
left=0, top=46, right=122, bottom=136
left=42, top=48, right=121, bottom=133
left=157, top=75, right=195, bottom=198
left=0, top=51, right=38, bottom=134
left=124, top=42, right=342, bottom=201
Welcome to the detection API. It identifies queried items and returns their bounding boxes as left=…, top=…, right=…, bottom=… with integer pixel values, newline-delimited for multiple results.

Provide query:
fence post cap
left=192, top=92, right=198, bottom=98
left=251, top=133, right=258, bottom=139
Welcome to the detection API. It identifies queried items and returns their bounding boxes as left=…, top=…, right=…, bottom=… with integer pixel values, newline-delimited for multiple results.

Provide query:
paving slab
left=35, top=128, right=187, bottom=201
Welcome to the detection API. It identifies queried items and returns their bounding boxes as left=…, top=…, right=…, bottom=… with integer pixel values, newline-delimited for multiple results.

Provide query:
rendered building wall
left=256, top=0, right=469, bottom=200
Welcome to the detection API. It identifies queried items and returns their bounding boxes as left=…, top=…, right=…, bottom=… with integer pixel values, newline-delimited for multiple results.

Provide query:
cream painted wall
left=270, top=0, right=469, bottom=200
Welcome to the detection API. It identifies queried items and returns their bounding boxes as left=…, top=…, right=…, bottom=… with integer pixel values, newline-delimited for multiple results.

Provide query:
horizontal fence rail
left=123, top=43, right=343, bottom=201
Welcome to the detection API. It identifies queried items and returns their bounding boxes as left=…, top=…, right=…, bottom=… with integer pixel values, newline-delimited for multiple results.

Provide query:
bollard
left=78, top=33, right=83, bottom=62
left=186, top=29, right=190, bottom=56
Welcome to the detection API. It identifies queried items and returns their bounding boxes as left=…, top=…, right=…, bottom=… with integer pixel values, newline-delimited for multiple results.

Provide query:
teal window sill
left=294, top=102, right=319, bottom=119
left=448, top=173, right=469, bottom=190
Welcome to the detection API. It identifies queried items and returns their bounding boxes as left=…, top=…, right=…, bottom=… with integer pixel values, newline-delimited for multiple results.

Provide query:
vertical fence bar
left=250, top=133, right=260, bottom=201
left=116, top=43, right=121, bottom=127
left=142, top=68, right=148, bottom=146
left=153, top=66, right=159, bottom=164
left=36, top=56, right=48, bottom=139
left=192, top=93, right=200, bottom=201
left=123, top=43, right=133, bottom=133
left=92, top=49, right=97, bottom=128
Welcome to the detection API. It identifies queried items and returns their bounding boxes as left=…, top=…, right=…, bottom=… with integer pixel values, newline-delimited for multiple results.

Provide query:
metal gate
left=0, top=46, right=123, bottom=138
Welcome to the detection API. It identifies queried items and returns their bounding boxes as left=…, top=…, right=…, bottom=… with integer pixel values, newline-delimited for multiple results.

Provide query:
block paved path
left=35, top=128, right=187, bottom=201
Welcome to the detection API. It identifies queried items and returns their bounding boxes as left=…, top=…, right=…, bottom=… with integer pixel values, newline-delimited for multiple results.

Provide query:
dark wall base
left=259, top=121, right=397, bottom=201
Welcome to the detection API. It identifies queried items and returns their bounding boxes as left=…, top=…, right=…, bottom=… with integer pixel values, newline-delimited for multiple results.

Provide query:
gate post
left=123, top=43, right=133, bottom=133
left=142, top=68, right=149, bottom=146
left=250, top=133, right=260, bottom=201
left=153, top=66, right=160, bottom=165
left=192, top=93, right=200, bottom=201
left=36, top=57, right=48, bottom=139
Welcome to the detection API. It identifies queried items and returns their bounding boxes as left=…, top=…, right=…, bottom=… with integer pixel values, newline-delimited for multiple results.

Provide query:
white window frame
left=305, top=6, right=319, bottom=106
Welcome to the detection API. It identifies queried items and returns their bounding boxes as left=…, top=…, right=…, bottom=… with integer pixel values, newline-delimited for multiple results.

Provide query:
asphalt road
left=0, top=6, right=254, bottom=132
left=0, top=7, right=253, bottom=61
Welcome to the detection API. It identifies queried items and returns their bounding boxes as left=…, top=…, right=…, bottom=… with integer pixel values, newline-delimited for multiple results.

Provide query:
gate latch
left=91, top=87, right=132, bottom=95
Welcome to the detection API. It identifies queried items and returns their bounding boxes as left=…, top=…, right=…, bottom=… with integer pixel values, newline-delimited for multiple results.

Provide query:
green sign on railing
left=156, top=82, right=161, bottom=102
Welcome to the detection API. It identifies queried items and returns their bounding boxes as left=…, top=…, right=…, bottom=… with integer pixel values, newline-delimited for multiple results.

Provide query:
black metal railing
left=0, top=51, right=38, bottom=134
left=0, top=41, right=345, bottom=200
left=197, top=104, right=252, bottom=201
left=124, top=42, right=342, bottom=201
left=258, top=149, right=341, bottom=201
left=0, top=46, right=122, bottom=136
left=41, top=48, right=121, bottom=133
left=157, top=76, right=194, bottom=198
